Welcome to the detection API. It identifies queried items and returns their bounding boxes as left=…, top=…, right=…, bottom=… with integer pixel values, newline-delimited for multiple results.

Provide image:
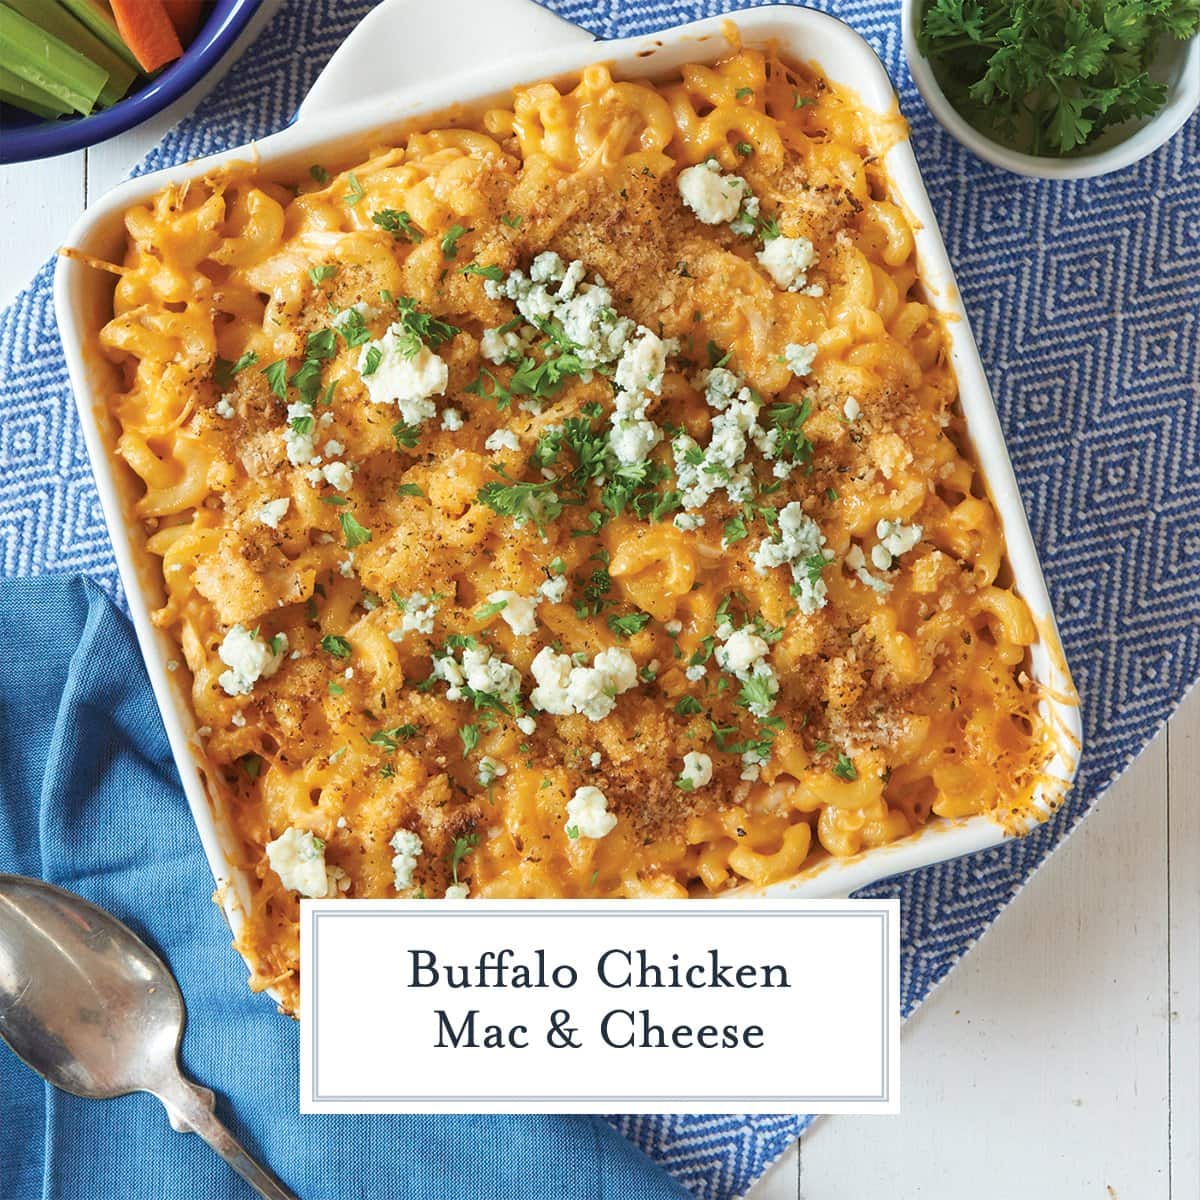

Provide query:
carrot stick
left=162, top=0, right=205, bottom=46
left=108, top=0, right=184, bottom=73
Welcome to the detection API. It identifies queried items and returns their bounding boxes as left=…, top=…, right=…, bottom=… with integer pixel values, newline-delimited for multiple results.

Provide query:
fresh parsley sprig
left=450, top=833, right=479, bottom=885
left=918, top=0, right=1200, bottom=156
left=372, top=208, right=423, bottom=242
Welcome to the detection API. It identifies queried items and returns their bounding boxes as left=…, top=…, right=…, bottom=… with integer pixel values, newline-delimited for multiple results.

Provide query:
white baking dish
left=53, top=0, right=1082, bottom=990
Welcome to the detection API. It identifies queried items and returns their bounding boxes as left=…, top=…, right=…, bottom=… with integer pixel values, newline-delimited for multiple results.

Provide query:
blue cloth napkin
left=0, top=575, right=691, bottom=1200
left=1, top=1, right=1198, bottom=1197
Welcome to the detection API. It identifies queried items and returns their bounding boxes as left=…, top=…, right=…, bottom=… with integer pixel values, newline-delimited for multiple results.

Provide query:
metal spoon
left=0, top=874, right=299, bottom=1199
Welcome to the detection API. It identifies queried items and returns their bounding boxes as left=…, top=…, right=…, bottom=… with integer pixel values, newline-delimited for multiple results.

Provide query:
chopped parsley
left=369, top=723, right=419, bottom=751
left=508, top=349, right=584, bottom=401
left=372, top=209, right=423, bottom=242
left=476, top=478, right=563, bottom=533
left=342, top=172, right=366, bottom=205
left=213, top=349, right=258, bottom=387
left=309, top=164, right=330, bottom=184
left=723, top=516, right=749, bottom=545
left=391, top=296, right=459, bottom=355
left=450, top=832, right=479, bottom=884
left=833, top=753, right=858, bottom=781
left=320, top=634, right=352, bottom=659
left=459, top=724, right=480, bottom=756
left=339, top=511, right=373, bottom=548
left=766, top=397, right=814, bottom=465
left=288, top=357, right=324, bottom=406
left=336, top=306, right=374, bottom=348
left=308, top=264, right=338, bottom=285
left=459, top=261, right=505, bottom=282
left=530, top=427, right=563, bottom=468
left=466, top=368, right=513, bottom=410
left=261, top=359, right=289, bottom=400
left=757, top=214, right=781, bottom=241
left=707, top=340, right=732, bottom=368
left=305, top=328, right=338, bottom=361
left=361, top=345, right=383, bottom=376
left=440, top=224, right=468, bottom=258
left=288, top=412, right=315, bottom=439
left=392, top=422, right=422, bottom=450
left=737, top=674, right=776, bottom=716
left=607, top=611, right=651, bottom=639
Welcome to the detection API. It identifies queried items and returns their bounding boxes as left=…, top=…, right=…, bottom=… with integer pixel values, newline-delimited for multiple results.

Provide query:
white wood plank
left=0, top=151, right=85, bottom=308
left=1168, top=685, right=1200, bottom=1200
left=800, top=732, right=1171, bottom=1199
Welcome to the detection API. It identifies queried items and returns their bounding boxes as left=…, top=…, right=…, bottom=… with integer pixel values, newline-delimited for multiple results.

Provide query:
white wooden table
left=2, top=31, right=1196, bottom=1195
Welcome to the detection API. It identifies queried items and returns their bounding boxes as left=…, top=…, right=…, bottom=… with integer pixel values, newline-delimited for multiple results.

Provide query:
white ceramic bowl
left=902, top=0, right=1200, bottom=179
left=54, top=0, right=1081, bottom=999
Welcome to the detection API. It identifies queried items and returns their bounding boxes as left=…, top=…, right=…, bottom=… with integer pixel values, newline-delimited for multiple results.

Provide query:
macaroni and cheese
left=95, top=43, right=1059, bottom=1012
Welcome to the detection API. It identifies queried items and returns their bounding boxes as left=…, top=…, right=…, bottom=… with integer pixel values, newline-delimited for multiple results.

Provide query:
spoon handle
left=154, top=1073, right=301, bottom=1200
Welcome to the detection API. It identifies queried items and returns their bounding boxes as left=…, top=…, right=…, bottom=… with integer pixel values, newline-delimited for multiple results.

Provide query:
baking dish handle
left=297, top=0, right=595, bottom=120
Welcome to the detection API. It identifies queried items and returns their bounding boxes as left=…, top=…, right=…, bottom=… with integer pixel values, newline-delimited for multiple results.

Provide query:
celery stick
left=0, top=83, right=67, bottom=118
left=8, top=0, right=138, bottom=107
left=0, top=62, right=72, bottom=117
left=0, top=4, right=108, bottom=115
left=56, top=0, right=138, bottom=72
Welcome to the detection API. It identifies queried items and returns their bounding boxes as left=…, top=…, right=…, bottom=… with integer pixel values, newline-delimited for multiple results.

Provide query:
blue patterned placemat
left=1, top=2, right=1197, bottom=1196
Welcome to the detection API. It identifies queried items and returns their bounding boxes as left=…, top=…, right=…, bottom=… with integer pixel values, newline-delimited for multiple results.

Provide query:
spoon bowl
left=0, top=874, right=184, bottom=1099
left=0, top=874, right=298, bottom=1199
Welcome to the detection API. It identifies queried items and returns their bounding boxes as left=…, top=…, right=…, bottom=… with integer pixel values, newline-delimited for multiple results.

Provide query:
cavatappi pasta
left=95, top=42, right=1058, bottom=1012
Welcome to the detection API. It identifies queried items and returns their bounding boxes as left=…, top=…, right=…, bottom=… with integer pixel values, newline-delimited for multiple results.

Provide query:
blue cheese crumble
left=477, top=756, right=507, bottom=787
left=258, top=498, right=290, bottom=529
left=432, top=643, right=522, bottom=706
left=538, top=574, right=569, bottom=604
left=714, top=625, right=779, bottom=718
left=266, top=828, right=333, bottom=898
left=751, top=502, right=834, bottom=614
left=530, top=646, right=638, bottom=721
left=390, top=592, right=440, bottom=639
left=677, top=159, right=752, bottom=225
left=483, top=254, right=675, bottom=464
left=389, top=829, right=422, bottom=891
left=566, top=785, right=617, bottom=838
left=356, top=327, right=448, bottom=426
left=784, top=342, right=818, bottom=377
left=757, top=235, right=817, bottom=292
left=484, top=428, right=521, bottom=454
left=846, top=544, right=890, bottom=595
left=677, top=751, right=714, bottom=791
left=874, top=519, right=923, bottom=568
left=486, top=589, right=540, bottom=637
left=218, top=624, right=287, bottom=696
